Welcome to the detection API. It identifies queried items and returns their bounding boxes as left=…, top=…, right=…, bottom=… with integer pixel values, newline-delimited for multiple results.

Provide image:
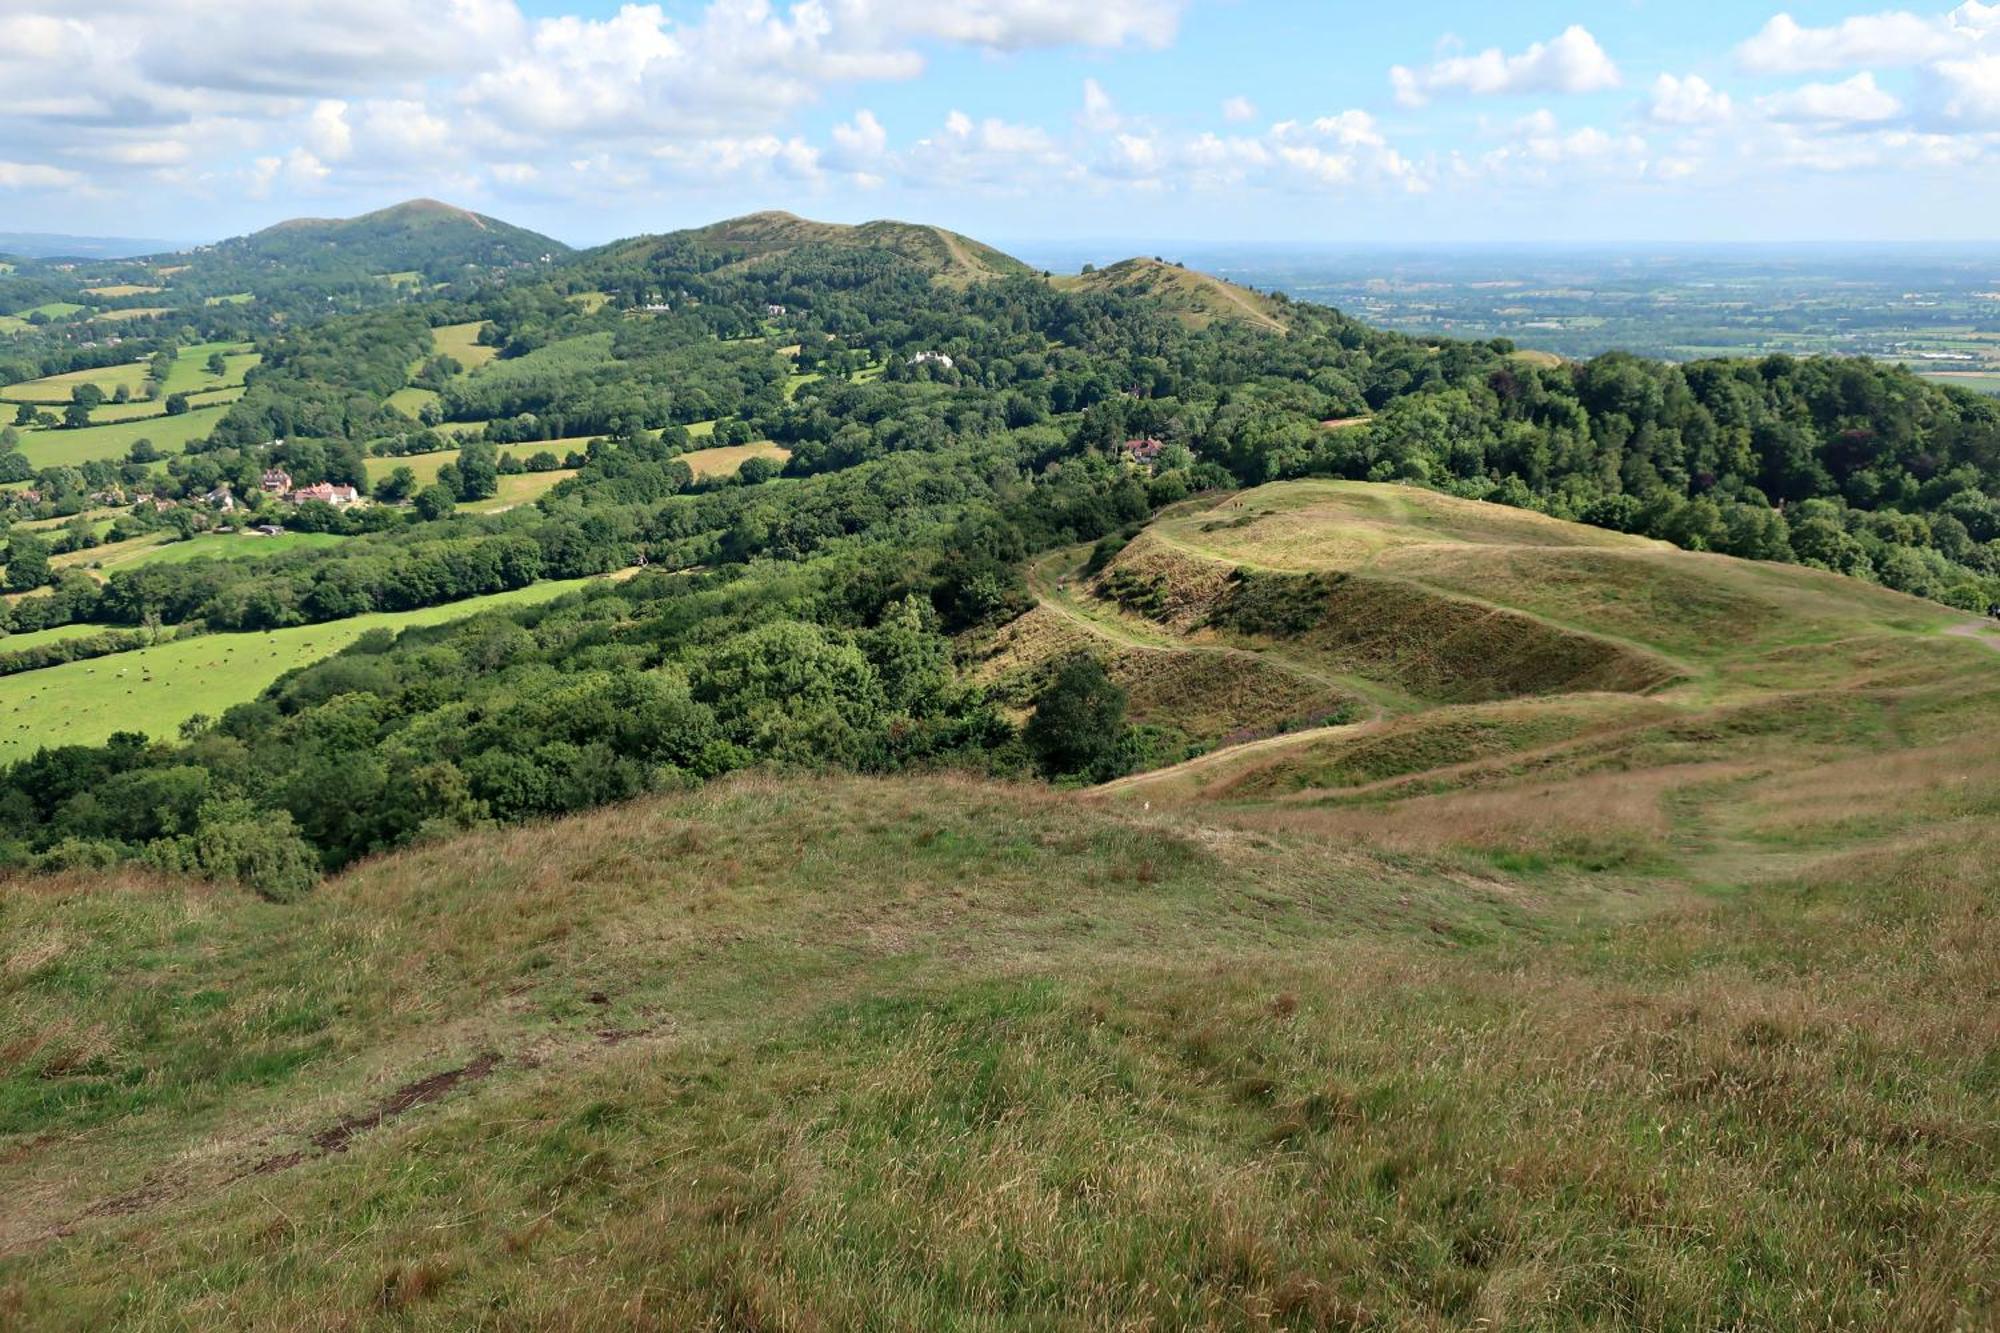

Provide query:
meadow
left=0, top=576, right=604, bottom=762
left=677, top=440, right=791, bottom=478
left=11, top=405, right=224, bottom=470
left=2, top=358, right=155, bottom=404
left=430, top=320, right=498, bottom=371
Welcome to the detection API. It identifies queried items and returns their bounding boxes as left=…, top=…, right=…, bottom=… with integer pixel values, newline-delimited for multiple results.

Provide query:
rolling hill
left=1053, top=256, right=1291, bottom=333
left=3, top=482, right=1995, bottom=1327
left=212, top=199, right=569, bottom=276
left=598, top=210, right=1037, bottom=285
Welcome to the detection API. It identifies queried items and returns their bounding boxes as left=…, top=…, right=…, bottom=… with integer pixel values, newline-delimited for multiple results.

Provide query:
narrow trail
left=1026, top=548, right=1406, bottom=718
left=1092, top=717, right=1380, bottom=797
left=1024, top=547, right=1405, bottom=797
left=1944, top=620, right=2000, bottom=655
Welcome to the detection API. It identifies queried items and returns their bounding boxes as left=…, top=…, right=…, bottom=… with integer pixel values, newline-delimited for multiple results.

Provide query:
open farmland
left=430, top=321, right=498, bottom=371
left=461, top=469, right=577, bottom=512
left=11, top=405, right=223, bottom=469
left=0, top=576, right=605, bottom=762
left=677, top=440, right=791, bottom=478
left=3, top=359, right=155, bottom=404
left=82, top=284, right=163, bottom=298
left=159, top=341, right=257, bottom=394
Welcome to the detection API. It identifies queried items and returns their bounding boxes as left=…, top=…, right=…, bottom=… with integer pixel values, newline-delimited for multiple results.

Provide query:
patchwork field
left=0, top=577, right=604, bottom=762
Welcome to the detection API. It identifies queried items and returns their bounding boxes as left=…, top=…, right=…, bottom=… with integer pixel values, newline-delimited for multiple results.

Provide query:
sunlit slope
left=3, top=753, right=1995, bottom=1327
left=1052, top=257, right=1291, bottom=333
left=599, top=211, right=1035, bottom=286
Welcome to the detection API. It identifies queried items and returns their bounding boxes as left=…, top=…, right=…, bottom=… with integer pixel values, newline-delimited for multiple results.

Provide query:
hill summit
left=219, top=198, right=570, bottom=274
left=598, top=210, right=1037, bottom=286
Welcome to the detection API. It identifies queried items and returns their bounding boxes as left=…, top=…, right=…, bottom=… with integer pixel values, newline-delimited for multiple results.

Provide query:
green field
left=2, top=359, right=154, bottom=404
left=204, top=293, right=254, bottom=306
left=385, top=386, right=439, bottom=417
left=10, top=301, right=85, bottom=320
left=0, top=577, right=605, bottom=762
left=59, top=531, right=350, bottom=576
left=159, top=341, right=258, bottom=395
left=0, top=621, right=120, bottom=654
left=461, top=469, right=577, bottom=513
left=12, top=405, right=224, bottom=470
left=431, top=321, right=498, bottom=372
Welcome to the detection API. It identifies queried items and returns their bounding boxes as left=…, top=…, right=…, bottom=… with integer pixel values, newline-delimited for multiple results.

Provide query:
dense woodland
left=1, top=211, right=1997, bottom=891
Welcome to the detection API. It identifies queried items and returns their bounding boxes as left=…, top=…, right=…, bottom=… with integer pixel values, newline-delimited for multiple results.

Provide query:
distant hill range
left=0, top=232, right=184, bottom=261
left=206, top=199, right=570, bottom=277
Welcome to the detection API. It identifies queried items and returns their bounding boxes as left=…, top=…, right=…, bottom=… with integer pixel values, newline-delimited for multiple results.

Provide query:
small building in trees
left=285, top=482, right=363, bottom=507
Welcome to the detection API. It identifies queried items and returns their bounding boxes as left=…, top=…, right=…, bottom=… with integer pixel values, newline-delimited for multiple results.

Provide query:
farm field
left=0, top=576, right=605, bottom=762
left=82, top=284, right=162, bottom=298
left=2, top=358, right=154, bottom=404
left=73, top=531, right=351, bottom=574
left=678, top=440, right=791, bottom=478
left=431, top=321, right=498, bottom=371
left=92, top=308, right=171, bottom=323
left=385, top=386, right=438, bottom=417
left=11, top=404, right=224, bottom=470
left=204, top=292, right=254, bottom=306
left=0, top=621, right=119, bottom=654
left=159, top=341, right=257, bottom=395
left=462, top=469, right=577, bottom=513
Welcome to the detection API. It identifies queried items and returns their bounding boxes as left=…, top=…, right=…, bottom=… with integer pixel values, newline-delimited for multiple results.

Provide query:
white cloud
left=831, top=108, right=889, bottom=158
left=873, top=0, right=1185, bottom=52
left=305, top=101, right=353, bottom=162
left=1080, top=78, right=1121, bottom=132
left=1650, top=74, right=1735, bottom=125
left=1761, top=72, right=1905, bottom=124
left=0, top=161, right=82, bottom=188
left=1934, top=50, right=2000, bottom=120
left=1221, top=95, right=1257, bottom=124
left=1738, top=5, right=1999, bottom=74
left=1392, top=25, right=1620, bottom=107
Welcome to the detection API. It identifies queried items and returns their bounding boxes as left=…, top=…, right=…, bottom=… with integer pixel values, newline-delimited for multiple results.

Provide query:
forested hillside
left=0, top=209, right=1996, bottom=891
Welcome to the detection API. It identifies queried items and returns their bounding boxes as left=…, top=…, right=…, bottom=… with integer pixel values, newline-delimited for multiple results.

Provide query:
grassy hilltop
left=3, top=484, right=1995, bottom=1329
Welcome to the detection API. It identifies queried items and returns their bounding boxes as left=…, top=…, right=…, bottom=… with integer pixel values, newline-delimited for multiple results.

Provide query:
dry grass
left=678, top=440, right=792, bottom=479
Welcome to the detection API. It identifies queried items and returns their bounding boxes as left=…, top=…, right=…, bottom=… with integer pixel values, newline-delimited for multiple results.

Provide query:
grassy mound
left=2, top=761, right=1994, bottom=1328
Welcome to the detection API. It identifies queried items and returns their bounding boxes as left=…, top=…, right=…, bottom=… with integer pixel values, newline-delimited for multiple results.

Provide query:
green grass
left=2, top=359, right=154, bottom=404
left=9, top=301, right=84, bottom=320
left=10, top=406, right=224, bottom=470
left=0, top=484, right=1993, bottom=1327
left=0, top=577, right=604, bottom=762
left=204, top=293, right=254, bottom=306
left=460, top=469, right=577, bottom=513
left=0, top=621, right=118, bottom=654
left=159, top=341, right=257, bottom=396
left=384, top=386, right=439, bottom=418
left=430, top=321, right=497, bottom=372
left=80, top=531, right=350, bottom=572
left=0, top=755, right=1991, bottom=1327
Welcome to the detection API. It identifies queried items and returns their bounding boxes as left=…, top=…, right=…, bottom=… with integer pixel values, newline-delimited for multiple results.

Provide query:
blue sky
left=3, top=1, right=1998, bottom=246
